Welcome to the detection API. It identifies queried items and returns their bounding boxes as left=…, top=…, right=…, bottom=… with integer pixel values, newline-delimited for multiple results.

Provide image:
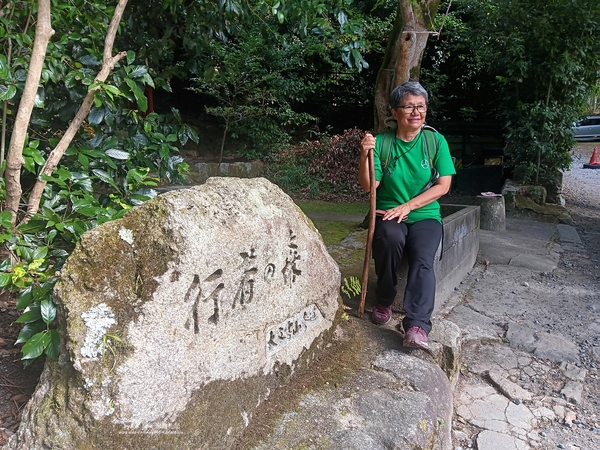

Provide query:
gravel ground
left=457, top=142, right=600, bottom=450
left=546, top=142, right=600, bottom=450
left=444, top=142, right=600, bottom=450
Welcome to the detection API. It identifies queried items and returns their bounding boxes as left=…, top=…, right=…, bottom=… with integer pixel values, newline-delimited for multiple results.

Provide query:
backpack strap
left=379, top=130, right=396, bottom=176
left=422, top=125, right=439, bottom=166
left=422, top=124, right=444, bottom=261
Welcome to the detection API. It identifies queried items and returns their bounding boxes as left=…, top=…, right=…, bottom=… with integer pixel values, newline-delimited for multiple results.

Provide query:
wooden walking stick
left=358, top=148, right=376, bottom=318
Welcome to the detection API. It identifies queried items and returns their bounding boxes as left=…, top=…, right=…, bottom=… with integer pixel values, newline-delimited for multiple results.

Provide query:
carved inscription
left=182, top=231, right=305, bottom=331
left=264, top=263, right=276, bottom=281
left=184, top=270, right=224, bottom=332
left=266, top=304, right=324, bottom=356
left=233, top=248, right=258, bottom=309
left=282, top=230, right=302, bottom=287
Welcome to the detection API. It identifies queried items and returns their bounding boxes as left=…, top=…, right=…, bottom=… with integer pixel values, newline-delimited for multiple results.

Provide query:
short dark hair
left=389, top=81, right=429, bottom=110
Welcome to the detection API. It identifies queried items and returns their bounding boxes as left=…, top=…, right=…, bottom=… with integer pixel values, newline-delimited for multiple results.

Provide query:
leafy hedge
left=265, top=128, right=369, bottom=202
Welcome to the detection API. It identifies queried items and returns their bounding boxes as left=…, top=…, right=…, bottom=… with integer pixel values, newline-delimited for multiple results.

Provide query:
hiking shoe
left=403, top=326, right=429, bottom=350
left=371, top=304, right=392, bottom=325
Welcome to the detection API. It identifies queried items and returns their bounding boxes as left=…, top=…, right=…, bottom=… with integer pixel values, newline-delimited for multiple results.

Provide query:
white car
left=572, top=116, right=600, bottom=141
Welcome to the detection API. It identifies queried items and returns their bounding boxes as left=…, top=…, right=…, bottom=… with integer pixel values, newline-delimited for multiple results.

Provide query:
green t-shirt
left=374, top=130, right=456, bottom=224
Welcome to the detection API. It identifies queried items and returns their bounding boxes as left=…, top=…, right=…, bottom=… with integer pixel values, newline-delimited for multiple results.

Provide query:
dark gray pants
left=372, top=218, right=442, bottom=334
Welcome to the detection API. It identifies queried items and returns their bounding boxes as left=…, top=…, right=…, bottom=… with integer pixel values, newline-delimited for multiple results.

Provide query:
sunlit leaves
left=105, top=149, right=131, bottom=160
left=0, top=84, right=17, bottom=102
left=40, top=298, right=57, bottom=325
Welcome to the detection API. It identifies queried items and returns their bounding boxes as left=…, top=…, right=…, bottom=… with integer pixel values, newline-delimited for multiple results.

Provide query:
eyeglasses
left=397, top=104, right=427, bottom=114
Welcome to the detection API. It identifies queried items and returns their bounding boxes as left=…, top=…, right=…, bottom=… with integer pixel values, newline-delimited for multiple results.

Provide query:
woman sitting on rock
left=358, top=81, right=456, bottom=350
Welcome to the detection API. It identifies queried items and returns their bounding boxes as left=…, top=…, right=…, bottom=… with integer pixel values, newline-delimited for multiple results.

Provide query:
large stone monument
left=5, top=178, right=341, bottom=450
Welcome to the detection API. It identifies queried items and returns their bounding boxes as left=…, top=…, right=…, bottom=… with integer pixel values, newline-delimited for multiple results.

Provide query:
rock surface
left=5, top=178, right=341, bottom=450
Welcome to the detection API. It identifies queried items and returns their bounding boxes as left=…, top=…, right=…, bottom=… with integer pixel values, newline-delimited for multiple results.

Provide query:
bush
left=264, top=128, right=369, bottom=203
left=307, top=128, right=368, bottom=202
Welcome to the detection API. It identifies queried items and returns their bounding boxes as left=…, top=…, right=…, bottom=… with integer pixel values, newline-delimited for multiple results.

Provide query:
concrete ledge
left=186, top=161, right=264, bottom=185
left=392, top=204, right=480, bottom=312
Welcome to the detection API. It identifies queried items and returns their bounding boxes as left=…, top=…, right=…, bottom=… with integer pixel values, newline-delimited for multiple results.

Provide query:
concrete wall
left=391, top=204, right=480, bottom=312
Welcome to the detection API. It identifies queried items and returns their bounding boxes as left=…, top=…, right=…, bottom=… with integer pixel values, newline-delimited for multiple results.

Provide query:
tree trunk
left=22, top=0, right=129, bottom=224
left=3, top=0, right=53, bottom=225
left=373, top=0, right=441, bottom=134
left=219, top=119, right=229, bottom=165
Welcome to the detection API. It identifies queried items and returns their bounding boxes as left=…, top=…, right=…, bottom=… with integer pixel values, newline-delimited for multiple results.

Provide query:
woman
left=358, top=81, right=455, bottom=350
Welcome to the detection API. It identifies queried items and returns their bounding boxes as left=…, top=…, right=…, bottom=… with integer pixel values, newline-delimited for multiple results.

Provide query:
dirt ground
left=0, top=142, right=598, bottom=447
left=0, top=291, right=44, bottom=445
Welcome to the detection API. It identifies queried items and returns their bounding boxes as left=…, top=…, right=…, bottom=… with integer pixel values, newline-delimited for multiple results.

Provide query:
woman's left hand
left=381, top=204, right=411, bottom=222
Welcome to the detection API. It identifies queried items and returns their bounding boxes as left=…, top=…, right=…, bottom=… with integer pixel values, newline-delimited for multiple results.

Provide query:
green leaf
left=32, top=284, right=51, bottom=302
left=0, top=84, right=17, bottom=102
left=21, top=332, right=51, bottom=360
left=125, top=78, right=147, bottom=112
left=16, top=288, right=34, bottom=309
left=46, top=329, right=60, bottom=359
left=32, top=246, right=49, bottom=261
left=128, top=194, right=152, bottom=205
left=15, top=307, right=42, bottom=323
left=106, top=149, right=131, bottom=160
left=34, top=89, right=45, bottom=108
left=0, top=259, right=11, bottom=271
left=40, top=173, right=68, bottom=188
left=0, top=272, right=11, bottom=287
left=126, top=50, right=136, bottom=65
left=16, top=322, right=46, bottom=345
left=92, top=169, right=120, bottom=190
left=78, top=153, right=90, bottom=169
left=56, top=167, right=73, bottom=181
left=103, top=84, right=121, bottom=97
left=88, top=107, right=105, bottom=125
left=23, top=156, right=36, bottom=174
left=171, top=108, right=182, bottom=123
left=23, top=145, right=45, bottom=166
left=73, top=177, right=93, bottom=192
left=0, top=56, right=8, bottom=77
left=41, top=298, right=57, bottom=325
left=128, top=65, right=148, bottom=79
left=0, top=210, right=13, bottom=227
left=16, top=245, right=35, bottom=263
left=16, top=220, right=47, bottom=234
left=79, top=54, right=101, bottom=66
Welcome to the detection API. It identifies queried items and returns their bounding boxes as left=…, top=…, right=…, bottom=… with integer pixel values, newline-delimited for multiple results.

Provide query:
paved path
left=443, top=218, right=599, bottom=450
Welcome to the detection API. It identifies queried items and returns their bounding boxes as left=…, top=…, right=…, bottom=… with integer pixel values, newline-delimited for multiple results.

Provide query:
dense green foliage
left=469, top=0, right=599, bottom=182
left=189, top=30, right=321, bottom=160
left=422, top=0, right=600, bottom=182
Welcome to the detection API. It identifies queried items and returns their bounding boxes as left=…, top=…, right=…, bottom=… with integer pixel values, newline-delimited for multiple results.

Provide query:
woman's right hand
left=358, top=132, right=380, bottom=192
left=360, top=133, right=376, bottom=159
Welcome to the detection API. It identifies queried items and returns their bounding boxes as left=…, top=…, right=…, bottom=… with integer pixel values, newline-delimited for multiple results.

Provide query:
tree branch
left=3, top=0, right=53, bottom=225
left=22, top=0, right=130, bottom=225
